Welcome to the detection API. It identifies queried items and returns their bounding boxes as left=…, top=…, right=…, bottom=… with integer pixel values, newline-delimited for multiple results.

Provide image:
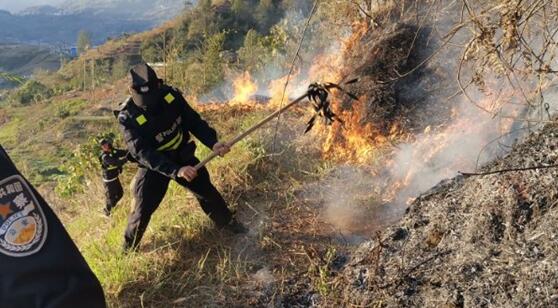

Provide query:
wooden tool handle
left=194, top=93, right=308, bottom=171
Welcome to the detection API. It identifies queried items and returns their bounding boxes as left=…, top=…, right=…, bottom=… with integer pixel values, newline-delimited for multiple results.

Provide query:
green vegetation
left=0, top=44, right=62, bottom=85
left=7, top=0, right=352, bottom=101
left=0, top=96, right=111, bottom=184
left=8, top=80, right=53, bottom=105
left=0, top=71, right=26, bottom=86
left=1, top=1, right=303, bottom=99
left=139, top=0, right=299, bottom=97
left=0, top=117, right=21, bottom=146
left=77, top=30, right=92, bottom=55
left=185, top=31, right=227, bottom=94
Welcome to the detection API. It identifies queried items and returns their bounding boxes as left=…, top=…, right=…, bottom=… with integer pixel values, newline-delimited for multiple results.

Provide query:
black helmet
left=129, top=63, right=163, bottom=112
left=99, top=138, right=112, bottom=146
left=130, top=63, right=158, bottom=88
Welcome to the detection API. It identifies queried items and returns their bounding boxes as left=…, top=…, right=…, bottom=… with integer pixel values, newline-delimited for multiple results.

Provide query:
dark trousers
left=124, top=159, right=232, bottom=249
left=104, top=178, right=123, bottom=211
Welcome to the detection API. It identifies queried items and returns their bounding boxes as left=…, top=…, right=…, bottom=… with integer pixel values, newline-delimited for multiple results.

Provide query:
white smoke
left=312, top=0, right=558, bottom=236
left=315, top=86, right=541, bottom=237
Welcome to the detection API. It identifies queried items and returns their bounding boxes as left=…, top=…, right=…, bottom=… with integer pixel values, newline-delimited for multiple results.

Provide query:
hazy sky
left=0, top=0, right=66, bottom=13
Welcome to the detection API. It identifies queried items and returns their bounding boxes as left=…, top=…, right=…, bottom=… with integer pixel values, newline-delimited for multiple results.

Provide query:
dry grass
left=332, top=123, right=558, bottom=307
left=0, top=81, right=341, bottom=306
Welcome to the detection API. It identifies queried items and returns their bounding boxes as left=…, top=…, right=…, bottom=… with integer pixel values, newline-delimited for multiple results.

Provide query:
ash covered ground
left=243, top=1, right=558, bottom=306
left=337, top=121, right=558, bottom=307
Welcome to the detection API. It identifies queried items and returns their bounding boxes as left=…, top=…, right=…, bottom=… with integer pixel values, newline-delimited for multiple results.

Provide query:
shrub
left=55, top=133, right=117, bottom=197
left=10, top=80, right=53, bottom=105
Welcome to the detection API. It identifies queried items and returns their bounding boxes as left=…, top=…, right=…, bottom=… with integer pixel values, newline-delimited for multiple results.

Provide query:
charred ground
left=331, top=120, right=558, bottom=307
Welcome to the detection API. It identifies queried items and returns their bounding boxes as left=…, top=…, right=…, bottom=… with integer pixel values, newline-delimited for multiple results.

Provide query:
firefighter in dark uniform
left=99, top=139, right=128, bottom=216
left=0, top=145, right=106, bottom=307
left=118, top=63, right=247, bottom=251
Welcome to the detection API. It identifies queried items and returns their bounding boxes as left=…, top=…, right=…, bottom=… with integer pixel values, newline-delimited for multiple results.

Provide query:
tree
left=238, top=29, right=267, bottom=73
left=141, top=35, right=164, bottom=63
left=255, top=0, right=275, bottom=32
left=201, top=32, right=226, bottom=91
left=184, top=32, right=226, bottom=96
left=77, top=31, right=92, bottom=55
left=10, top=80, right=52, bottom=105
left=111, top=56, right=128, bottom=81
left=187, top=0, right=217, bottom=39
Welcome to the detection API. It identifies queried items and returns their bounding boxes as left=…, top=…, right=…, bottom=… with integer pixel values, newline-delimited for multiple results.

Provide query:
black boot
left=122, top=240, right=139, bottom=254
left=223, top=218, right=248, bottom=234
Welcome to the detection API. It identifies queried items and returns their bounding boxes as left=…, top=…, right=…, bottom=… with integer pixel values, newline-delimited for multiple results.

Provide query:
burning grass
left=331, top=120, right=558, bottom=307
left=229, top=72, right=258, bottom=106
left=322, top=96, right=408, bottom=165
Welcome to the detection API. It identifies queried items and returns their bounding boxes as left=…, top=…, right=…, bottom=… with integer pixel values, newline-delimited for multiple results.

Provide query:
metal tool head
left=304, top=79, right=359, bottom=133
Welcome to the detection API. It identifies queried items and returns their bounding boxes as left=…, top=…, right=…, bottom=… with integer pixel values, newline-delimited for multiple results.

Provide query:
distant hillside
left=17, top=5, right=61, bottom=15
left=0, top=44, right=61, bottom=88
left=0, top=0, right=188, bottom=45
left=57, top=0, right=193, bottom=20
left=0, top=44, right=61, bottom=74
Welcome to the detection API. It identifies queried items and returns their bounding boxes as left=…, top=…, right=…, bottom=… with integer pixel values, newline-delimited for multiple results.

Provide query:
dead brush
left=333, top=121, right=558, bottom=306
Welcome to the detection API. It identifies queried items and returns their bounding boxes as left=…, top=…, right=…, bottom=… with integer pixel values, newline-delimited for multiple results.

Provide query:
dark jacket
left=117, top=85, right=218, bottom=179
left=0, top=145, right=106, bottom=307
left=99, top=149, right=128, bottom=181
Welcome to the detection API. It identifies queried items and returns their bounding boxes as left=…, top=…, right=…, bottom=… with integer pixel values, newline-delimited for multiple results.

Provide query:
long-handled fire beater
left=195, top=79, right=359, bottom=171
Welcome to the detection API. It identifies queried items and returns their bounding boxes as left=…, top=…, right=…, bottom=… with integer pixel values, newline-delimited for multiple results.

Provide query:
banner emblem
left=0, top=175, right=48, bottom=257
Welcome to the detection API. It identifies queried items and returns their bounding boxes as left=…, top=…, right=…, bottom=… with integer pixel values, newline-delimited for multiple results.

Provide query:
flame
left=230, top=72, right=258, bottom=105
left=348, top=20, right=370, bottom=49
left=317, top=20, right=388, bottom=164
left=267, top=74, right=293, bottom=108
left=313, top=19, right=511, bottom=208
left=187, top=13, right=534, bottom=234
left=322, top=96, right=406, bottom=165
left=308, top=52, right=343, bottom=83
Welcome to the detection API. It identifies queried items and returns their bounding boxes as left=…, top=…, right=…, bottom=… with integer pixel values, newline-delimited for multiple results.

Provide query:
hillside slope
left=0, top=76, right=328, bottom=306
left=0, top=44, right=61, bottom=76
left=335, top=123, right=558, bottom=307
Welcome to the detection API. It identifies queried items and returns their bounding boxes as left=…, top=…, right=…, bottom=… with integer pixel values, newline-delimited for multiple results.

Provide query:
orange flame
left=322, top=96, right=407, bottom=165
left=230, top=72, right=258, bottom=105
left=316, top=20, right=388, bottom=164
left=267, top=74, right=293, bottom=108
